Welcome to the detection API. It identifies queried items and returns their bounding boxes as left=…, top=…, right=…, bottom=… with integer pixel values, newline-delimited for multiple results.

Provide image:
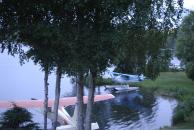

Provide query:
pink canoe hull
left=0, top=94, right=114, bottom=108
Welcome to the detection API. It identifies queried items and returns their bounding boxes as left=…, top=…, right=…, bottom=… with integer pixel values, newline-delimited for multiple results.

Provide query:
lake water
left=92, top=89, right=177, bottom=130
left=0, top=53, right=177, bottom=130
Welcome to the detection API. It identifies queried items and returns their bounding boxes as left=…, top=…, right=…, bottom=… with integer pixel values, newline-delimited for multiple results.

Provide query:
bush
left=173, top=106, right=186, bottom=124
left=185, top=62, right=194, bottom=81
left=173, top=96, right=194, bottom=124
left=0, top=106, right=40, bottom=130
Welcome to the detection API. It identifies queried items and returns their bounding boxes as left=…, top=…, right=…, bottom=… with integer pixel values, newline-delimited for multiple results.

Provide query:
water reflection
left=64, top=86, right=177, bottom=130
left=0, top=53, right=177, bottom=130
left=91, top=88, right=177, bottom=130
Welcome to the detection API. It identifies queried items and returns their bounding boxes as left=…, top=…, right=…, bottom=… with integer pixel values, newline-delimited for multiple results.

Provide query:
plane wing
left=0, top=94, right=114, bottom=108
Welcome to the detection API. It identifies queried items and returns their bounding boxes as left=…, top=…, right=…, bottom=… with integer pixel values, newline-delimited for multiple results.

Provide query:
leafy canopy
left=176, top=11, right=194, bottom=80
left=114, top=0, right=183, bottom=79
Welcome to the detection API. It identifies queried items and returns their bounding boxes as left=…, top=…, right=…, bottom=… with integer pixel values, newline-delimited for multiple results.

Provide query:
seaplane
left=108, top=71, right=146, bottom=83
left=0, top=94, right=115, bottom=130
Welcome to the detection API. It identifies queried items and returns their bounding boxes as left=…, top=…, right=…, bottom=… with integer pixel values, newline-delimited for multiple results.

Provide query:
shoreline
left=129, top=72, right=194, bottom=129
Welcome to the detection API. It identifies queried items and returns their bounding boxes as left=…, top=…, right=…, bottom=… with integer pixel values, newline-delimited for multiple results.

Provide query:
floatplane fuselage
left=108, top=71, right=146, bottom=83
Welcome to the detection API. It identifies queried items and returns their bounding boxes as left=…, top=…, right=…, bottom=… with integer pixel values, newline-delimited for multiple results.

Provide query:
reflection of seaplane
left=108, top=71, right=146, bottom=83
left=0, top=94, right=114, bottom=130
left=105, top=85, right=139, bottom=93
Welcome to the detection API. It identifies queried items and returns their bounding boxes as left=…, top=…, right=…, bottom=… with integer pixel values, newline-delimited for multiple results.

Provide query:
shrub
left=0, top=106, right=40, bottom=130
left=173, top=105, right=186, bottom=124
left=173, top=96, right=194, bottom=124
left=185, top=62, right=194, bottom=81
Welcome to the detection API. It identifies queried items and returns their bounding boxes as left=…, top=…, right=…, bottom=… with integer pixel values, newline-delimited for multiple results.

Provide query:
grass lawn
left=135, top=72, right=194, bottom=90
left=130, top=72, right=194, bottom=129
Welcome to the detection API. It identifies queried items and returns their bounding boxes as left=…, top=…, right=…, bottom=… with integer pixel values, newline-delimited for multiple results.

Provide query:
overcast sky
left=184, top=0, right=194, bottom=10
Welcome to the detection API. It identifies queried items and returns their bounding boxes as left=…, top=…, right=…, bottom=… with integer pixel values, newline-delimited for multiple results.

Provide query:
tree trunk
left=44, top=65, right=49, bottom=130
left=76, top=73, right=84, bottom=130
left=85, top=71, right=96, bottom=130
left=52, top=66, right=62, bottom=130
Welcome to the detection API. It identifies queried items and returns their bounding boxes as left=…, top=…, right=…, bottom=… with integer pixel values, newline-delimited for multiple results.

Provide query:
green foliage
left=145, top=58, right=160, bottom=80
left=176, top=11, right=194, bottom=62
left=0, top=1, right=184, bottom=129
left=159, top=49, right=174, bottom=72
left=185, top=62, right=194, bottom=80
left=0, top=106, right=40, bottom=130
left=0, top=0, right=183, bottom=78
left=176, top=11, right=194, bottom=80
left=173, top=96, right=194, bottom=125
left=84, top=76, right=120, bottom=86
left=23, top=23, right=71, bottom=72
left=95, top=78, right=118, bottom=86
left=114, top=0, right=183, bottom=79
left=68, top=0, right=131, bottom=75
left=133, top=72, right=194, bottom=90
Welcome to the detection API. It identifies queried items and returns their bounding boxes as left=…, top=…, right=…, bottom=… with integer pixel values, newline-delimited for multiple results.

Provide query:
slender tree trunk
left=52, top=65, right=62, bottom=130
left=85, top=71, right=96, bottom=130
left=76, top=73, right=84, bottom=130
left=44, top=65, right=49, bottom=130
